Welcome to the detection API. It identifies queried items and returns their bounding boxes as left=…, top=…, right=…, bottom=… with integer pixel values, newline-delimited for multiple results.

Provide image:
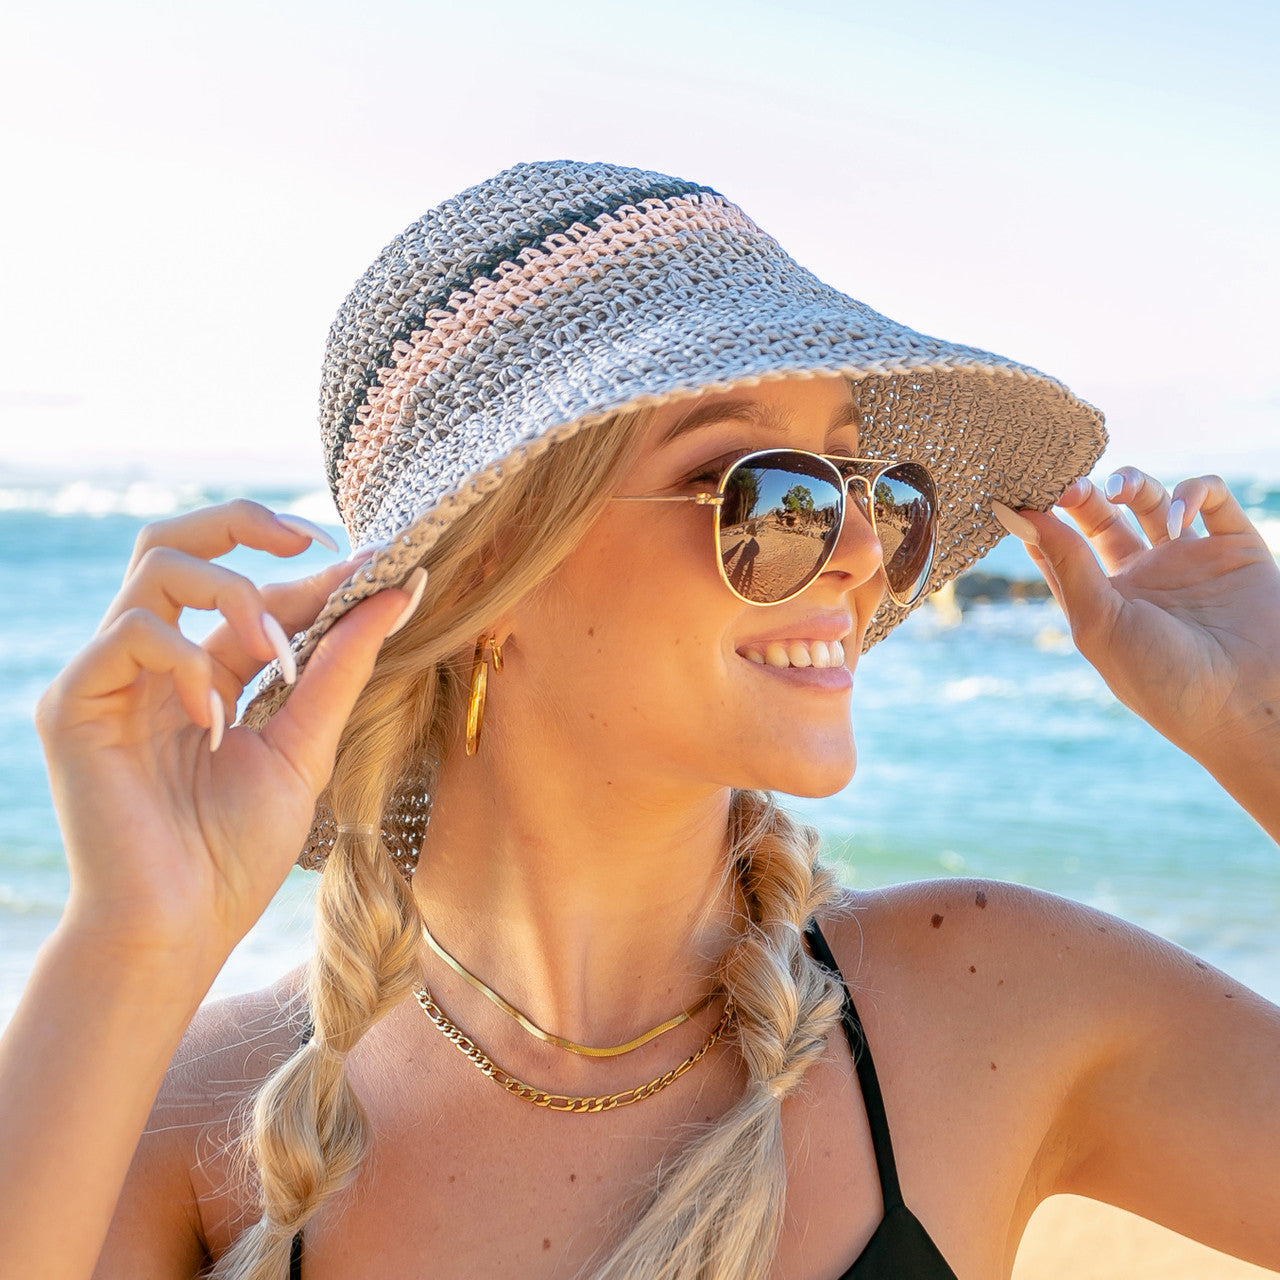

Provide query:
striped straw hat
left=249, top=158, right=1106, bottom=719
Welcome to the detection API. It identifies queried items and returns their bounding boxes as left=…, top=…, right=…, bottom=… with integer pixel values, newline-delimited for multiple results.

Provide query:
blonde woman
left=1, top=161, right=1277, bottom=1280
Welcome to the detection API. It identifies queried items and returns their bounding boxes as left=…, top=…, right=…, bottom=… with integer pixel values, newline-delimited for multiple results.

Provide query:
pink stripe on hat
left=335, top=193, right=756, bottom=527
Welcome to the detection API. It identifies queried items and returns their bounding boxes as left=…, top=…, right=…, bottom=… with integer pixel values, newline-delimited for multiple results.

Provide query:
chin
left=740, top=741, right=857, bottom=798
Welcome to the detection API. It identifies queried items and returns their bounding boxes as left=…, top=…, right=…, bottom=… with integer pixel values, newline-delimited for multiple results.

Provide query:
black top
left=288, top=920, right=957, bottom=1280
left=804, top=920, right=958, bottom=1279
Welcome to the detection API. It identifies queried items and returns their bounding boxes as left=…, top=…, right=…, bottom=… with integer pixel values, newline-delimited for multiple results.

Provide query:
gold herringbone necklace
left=413, top=983, right=734, bottom=1113
left=419, top=918, right=718, bottom=1058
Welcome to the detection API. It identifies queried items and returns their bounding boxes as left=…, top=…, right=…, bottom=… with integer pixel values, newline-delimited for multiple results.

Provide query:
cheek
left=525, top=551, right=730, bottom=718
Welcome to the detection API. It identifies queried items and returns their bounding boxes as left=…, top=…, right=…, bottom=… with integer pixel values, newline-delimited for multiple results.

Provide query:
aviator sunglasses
left=615, top=449, right=938, bottom=608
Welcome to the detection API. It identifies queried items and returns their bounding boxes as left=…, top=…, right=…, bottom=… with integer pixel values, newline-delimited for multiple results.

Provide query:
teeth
left=743, top=639, right=847, bottom=669
left=786, top=641, right=812, bottom=668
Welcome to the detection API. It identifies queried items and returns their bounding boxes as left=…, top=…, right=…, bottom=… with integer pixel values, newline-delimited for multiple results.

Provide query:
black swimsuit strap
left=804, top=919, right=905, bottom=1211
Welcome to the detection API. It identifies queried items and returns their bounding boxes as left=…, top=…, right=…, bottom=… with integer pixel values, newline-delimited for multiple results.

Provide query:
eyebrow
left=660, top=395, right=859, bottom=446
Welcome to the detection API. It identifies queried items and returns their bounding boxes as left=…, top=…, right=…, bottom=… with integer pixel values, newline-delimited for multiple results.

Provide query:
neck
left=413, top=739, right=740, bottom=1049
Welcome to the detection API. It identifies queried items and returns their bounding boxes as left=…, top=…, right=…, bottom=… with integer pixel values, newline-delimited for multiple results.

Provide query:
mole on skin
left=975, top=890, right=987, bottom=909
left=931, top=914, right=944, bottom=929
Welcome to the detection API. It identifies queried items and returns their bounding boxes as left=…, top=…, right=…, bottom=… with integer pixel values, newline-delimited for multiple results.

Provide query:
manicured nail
left=208, top=689, right=225, bottom=753
left=261, top=612, right=297, bottom=686
left=1166, top=498, right=1186, bottom=541
left=991, top=500, right=1040, bottom=546
left=1104, top=473, right=1126, bottom=501
left=276, top=513, right=340, bottom=553
left=385, top=568, right=428, bottom=637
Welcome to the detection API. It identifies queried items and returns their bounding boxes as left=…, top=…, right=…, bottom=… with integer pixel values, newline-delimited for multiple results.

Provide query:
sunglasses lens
left=717, top=455, right=844, bottom=603
left=867, top=462, right=936, bottom=605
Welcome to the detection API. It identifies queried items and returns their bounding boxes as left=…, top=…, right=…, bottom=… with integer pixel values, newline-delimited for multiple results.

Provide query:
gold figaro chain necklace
left=413, top=984, right=735, bottom=1113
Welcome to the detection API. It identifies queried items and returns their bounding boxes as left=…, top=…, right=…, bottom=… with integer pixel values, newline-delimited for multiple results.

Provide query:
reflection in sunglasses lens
left=717, top=455, right=935, bottom=605
left=718, top=458, right=842, bottom=604
left=871, top=463, right=935, bottom=604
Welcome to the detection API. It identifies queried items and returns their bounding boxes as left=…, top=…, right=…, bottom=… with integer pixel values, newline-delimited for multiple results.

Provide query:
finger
left=1052, top=478, right=1147, bottom=572
left=1015, top=507, right=1121, bottom=653
left=258, top=589, right=409, bottom=795
left=202, top=552, right=377, bottom=688
left=52, top=608, right=217, bottom=733
left=1169, top=474, right=1258, bottom=539
left=1024, top=544, right=1067, bottom=612
left=125, top=499, right=340, bottom=579
left=1101, top=467, right=1175, bottom=548
left=99, top=549, right=279, bottom=666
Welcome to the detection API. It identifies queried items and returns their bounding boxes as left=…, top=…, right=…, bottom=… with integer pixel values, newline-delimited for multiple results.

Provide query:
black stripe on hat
left=326, top=177, right=720, bottom=489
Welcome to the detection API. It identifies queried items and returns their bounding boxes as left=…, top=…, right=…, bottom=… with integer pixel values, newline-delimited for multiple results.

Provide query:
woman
left=1, top=160, right=1277, bottom=1280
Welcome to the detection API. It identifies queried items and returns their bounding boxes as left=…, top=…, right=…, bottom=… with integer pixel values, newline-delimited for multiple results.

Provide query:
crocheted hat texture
left=246, top=158, right=1106, bottom=742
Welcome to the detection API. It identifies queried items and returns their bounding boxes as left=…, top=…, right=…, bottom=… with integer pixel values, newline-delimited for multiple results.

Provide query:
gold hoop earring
left=465, top=634, right=504, bottom=757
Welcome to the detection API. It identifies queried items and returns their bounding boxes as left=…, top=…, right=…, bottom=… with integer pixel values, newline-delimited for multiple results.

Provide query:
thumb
left=257, top=587, right=409, bottom=793
left=1013, top=505, right=1120, bottom=645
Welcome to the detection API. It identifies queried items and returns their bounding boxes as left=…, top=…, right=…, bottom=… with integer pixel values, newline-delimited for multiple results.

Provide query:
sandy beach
left=1013, top=1197, right=1277, bottom=1278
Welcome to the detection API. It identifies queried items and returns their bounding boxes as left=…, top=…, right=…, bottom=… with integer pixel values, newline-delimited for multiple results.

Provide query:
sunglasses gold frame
left=614, top=449, right=937, bottom=608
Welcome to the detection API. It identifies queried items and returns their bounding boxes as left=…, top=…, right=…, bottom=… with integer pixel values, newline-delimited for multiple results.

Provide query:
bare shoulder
left=94, top=971, right=308, bottom=1277
left=819, top=875, right=1228, bottom=993
left=163, top=967, right=310, bottom=1115
left=808, top=877, right=1280, bottom=1249
left=813, top=875, right=1264, bottom=1064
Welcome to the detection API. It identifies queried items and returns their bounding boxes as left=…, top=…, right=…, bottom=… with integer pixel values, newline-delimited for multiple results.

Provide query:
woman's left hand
left=1005, top=470, right=1280, bottom=790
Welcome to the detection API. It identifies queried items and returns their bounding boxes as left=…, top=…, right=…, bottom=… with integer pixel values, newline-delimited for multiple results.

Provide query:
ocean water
left=1, top=477, right=1278, bottom=1024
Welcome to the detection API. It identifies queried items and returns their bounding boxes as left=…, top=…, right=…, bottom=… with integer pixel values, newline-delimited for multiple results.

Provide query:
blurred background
left=2, top=4, right=1277, bottom=1273
left=1, top=0, right=1277, bottom=1015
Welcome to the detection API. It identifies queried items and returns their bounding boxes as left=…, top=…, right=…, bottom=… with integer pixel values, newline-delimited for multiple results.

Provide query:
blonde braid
left=213, top=804, right=423, bottom=1278
left=590, top=789, right=845, bottom=1280
left=217, top=408, right=654, bottom=1278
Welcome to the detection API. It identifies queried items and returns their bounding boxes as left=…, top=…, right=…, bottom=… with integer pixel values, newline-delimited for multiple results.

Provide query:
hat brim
left=244, top=286, right=1103, bottom=728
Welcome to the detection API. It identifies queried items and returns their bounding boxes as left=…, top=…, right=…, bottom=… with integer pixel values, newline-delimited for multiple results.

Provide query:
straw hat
left=249, top=159, right=1106, bottom=722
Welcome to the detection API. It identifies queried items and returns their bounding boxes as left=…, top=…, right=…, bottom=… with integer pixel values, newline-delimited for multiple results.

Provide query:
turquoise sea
left=2, top=476, right=1278, bottom=1023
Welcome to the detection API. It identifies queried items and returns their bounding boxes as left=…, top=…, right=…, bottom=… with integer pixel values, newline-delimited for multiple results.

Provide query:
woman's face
left=499, top=374, right=887, bottom=799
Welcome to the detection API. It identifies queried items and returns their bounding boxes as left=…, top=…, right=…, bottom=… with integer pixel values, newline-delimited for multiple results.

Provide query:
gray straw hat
left=249, top=158, right=1106, bottom=719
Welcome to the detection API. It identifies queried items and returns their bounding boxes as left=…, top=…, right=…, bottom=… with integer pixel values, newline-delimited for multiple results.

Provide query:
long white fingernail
left=208, top=690, right=225, bottom=753
left=261, top=612, right=298, bottom=686
left=991, top=500, right=1040, bottom=546
left=276, top=513, right=340, bottom=554
left=1167, top=498, right=1186, bottom=541
left=386, top=568, right=428, bottom=637
left=1104, top=473, right=1126, bottom=501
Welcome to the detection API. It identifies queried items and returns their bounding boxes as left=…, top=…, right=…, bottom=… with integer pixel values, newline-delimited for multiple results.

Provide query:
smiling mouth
left=737, top=638, right=847, bottom=669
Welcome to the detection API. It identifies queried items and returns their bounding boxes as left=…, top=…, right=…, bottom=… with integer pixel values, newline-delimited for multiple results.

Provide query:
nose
left=825, top=478, right=887, bottom=596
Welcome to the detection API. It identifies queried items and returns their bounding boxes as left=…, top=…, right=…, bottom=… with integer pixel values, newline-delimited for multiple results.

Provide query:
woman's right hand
left=33, top=498, right=409, bottom=980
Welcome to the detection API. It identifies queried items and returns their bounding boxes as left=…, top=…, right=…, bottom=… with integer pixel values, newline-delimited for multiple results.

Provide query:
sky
left=1, top=0, right=1276, bottom=500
